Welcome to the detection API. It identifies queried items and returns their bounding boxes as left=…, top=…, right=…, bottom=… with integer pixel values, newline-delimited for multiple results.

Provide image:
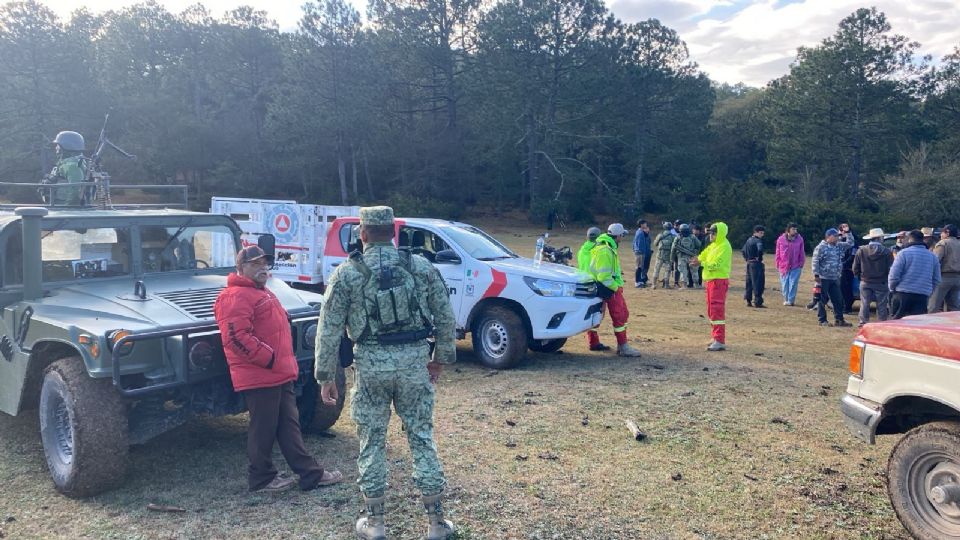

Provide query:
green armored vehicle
left=0, top=205, right=346, bottom=497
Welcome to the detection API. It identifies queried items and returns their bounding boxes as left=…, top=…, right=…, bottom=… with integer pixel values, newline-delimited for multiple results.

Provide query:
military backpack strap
left=346, top=250, right=374, bottom=341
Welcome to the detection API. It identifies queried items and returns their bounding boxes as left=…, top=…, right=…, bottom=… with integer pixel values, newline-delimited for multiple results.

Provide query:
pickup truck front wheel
left=39, top=357, right=129, bottom=498
left=472, top=306, right=527, bottom=369
left=888, top=421, right=960, bottom=540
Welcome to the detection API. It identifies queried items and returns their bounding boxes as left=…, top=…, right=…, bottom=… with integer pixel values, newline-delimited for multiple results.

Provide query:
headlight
left=302, top=322, right=318, bottom=349
left=189, top=340, right=215, bottom=371
left=107, top=329, right=134, bottom=356
left=523, top=276, right=576, bottom=297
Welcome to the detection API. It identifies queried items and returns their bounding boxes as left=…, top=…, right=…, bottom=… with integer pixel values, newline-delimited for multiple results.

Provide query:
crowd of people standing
left=578, top=218, right=960, bottom=357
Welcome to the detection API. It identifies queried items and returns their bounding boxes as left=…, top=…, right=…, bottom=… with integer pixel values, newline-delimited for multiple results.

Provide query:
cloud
left=609, top=0, right=960, bottom=86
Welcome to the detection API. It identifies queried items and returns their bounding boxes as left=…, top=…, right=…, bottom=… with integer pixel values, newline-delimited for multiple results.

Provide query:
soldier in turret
left=43, top=131, right=87, bottom=206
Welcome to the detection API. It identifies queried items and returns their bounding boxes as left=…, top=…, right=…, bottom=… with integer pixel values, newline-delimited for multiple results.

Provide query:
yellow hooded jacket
left=699, top=222, right=732, bottom=281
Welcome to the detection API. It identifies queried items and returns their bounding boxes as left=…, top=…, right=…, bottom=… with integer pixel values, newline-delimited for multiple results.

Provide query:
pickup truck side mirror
left=434, top=249, right=461, bottom=265
left=257, top=233, right=276, bottom=260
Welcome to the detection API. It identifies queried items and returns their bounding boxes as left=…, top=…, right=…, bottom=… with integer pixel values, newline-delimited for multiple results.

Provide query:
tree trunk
left=634, top=127, right=646, bottom=210
left=363, top=143, right=374, bottom=200
left=337, top=132, right=348, bottom=206
left=526, top=111, right=539, bottom=211
left=351, top=143, right=359, bottom=203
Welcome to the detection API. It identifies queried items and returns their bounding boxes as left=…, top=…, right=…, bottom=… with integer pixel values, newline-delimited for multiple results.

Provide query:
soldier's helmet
left=52, top=131, right=85, bottom=152
left=663, top=221, right=674, bottom=230
left=586, top=227, right=602, bottom=241
left=679, top=223, right=691, bottom=232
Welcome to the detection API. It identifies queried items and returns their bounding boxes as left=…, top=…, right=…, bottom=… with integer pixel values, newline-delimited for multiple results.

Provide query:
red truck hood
left=857, top=311, right=960, bottom=362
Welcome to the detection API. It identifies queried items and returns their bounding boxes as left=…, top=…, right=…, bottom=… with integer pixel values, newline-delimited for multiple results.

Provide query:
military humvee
left=0, top=204, right=346, bottom=498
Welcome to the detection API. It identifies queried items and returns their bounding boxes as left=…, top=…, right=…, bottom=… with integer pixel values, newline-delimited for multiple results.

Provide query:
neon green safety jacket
left=577, top=240, right=596, bottom=273
left=700, top=222, right=732, bottom=281
left=589, top=234, right=623, bottom=291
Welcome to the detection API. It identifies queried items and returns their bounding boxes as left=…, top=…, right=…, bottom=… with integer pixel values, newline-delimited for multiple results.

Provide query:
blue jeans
left=779, top=267, right=802, bottom=304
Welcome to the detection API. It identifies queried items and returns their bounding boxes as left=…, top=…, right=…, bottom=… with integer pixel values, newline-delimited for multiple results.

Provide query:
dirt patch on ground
left=0, top=221, right=907, bottom=539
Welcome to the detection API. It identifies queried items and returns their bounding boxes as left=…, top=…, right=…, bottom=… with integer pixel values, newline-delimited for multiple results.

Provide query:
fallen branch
left=625, top=420, right=647, bottom=441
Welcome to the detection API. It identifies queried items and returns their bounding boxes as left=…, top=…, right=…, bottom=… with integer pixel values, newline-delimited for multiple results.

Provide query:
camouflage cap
left=360, top=206, right=395, bottom=226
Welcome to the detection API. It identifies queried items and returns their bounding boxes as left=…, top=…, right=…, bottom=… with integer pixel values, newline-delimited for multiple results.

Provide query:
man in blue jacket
left=889, top=229, right=941, bottom=319
left=633, top=219, right=652, bottom=288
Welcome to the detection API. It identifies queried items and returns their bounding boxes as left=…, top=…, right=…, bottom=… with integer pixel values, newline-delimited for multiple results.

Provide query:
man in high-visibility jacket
left=577, top=227, right=602, bottom=272
left=586, top=224, right=643, bottom=357
left=691, top=222, right=732, bottom=351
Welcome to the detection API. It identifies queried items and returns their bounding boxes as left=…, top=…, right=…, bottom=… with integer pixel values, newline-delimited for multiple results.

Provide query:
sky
left=36, top=0, right=960, bottom=87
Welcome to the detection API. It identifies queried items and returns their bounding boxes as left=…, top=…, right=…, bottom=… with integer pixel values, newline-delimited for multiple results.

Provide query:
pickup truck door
left=398, top=226, right=465, bottom=321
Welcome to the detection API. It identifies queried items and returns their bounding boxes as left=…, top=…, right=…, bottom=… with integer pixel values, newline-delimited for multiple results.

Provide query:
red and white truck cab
left=325, top=216, right=603, bottom=369
left=841, top=311, right=960, bottom=540
left=210, top=198, right=603, bottom=369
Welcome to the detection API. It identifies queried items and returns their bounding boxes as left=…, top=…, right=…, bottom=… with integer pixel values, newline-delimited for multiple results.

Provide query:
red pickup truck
left=842, top=311, right=960, bottom=539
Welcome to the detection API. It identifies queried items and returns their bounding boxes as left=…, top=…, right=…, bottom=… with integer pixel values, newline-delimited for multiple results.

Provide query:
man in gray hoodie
left=852, top=228, right=894, bottom=326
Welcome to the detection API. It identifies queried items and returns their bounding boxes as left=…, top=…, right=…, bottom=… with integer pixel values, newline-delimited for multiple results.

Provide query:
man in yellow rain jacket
left=692, top=222, right=732, bottom=351
left=586, top=224, right=643, bottom=357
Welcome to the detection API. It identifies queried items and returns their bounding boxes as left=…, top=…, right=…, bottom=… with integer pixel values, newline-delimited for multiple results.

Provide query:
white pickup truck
left=841, top=311, right=960, bottom=540
left=211, top=198, right=603, bottom=369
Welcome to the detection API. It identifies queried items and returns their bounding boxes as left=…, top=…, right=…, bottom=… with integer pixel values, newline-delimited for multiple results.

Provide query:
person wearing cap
left=42, top=130, right=88, bottom=206
left=213, top=245, right=343, bottom=494
left=929, top=224, right=960, bottom=312
left=632, top=219, right=653, bottom=288
left=922, top=227, right=936, bottom=250
left=741, top=225, right=766, bottom=307
left=315, top=206, right=458, bottom=540
left=690, top=222, right=732, bottom=351
left=892, top=231, right=907, bottom=256
left=586, top=224, right=643, bottom=357
left=852, top=228, right=894, bottom=326
left=889, top=230, right=941, bottom=319
left=578, top=227, right=602, bottom=273
left=775, top=223, right=805, bottom=306
left=811, top=228, right=854, bottom=327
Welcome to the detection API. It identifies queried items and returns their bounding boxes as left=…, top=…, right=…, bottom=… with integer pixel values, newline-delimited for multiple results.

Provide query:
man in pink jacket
left=214, top=245, right=342, bottom=493
left=775, top=223, right=805, bottom=306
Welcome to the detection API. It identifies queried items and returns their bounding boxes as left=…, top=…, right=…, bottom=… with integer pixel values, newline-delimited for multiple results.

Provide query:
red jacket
left=214, top=273, right=298, bottom=392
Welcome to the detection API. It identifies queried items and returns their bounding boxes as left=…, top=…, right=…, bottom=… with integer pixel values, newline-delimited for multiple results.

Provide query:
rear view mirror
left=257, top=234, right=276, bottom=261
left=435, top=249, right=461, bottom=265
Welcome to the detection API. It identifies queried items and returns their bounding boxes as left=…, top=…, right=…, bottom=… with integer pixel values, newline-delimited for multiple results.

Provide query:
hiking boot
left=422, top=493, right=455, bottom=540
left=253, top=475, right=296, bottom=493
left=746, top=301, right=753, bottom=307
left=819, top=321, right=832, bottom=327
left=806, top=300, right=818, bottom=310
left=754, top=303, right=767, bottom=309
left=616, top=343, right=642, bottom=357
left=589, top=343, right=611, bottom=352
left=835, top=320, right=852, bottom=327
left=356, top=495, right=386, bottom=540
left=706, top=341, right=726, bottom=352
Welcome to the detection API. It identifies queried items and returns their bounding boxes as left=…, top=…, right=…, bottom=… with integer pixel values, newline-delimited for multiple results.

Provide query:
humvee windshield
left=139, top=224, right=236, bottom=273
left=41, top=227, right=131, bottom=281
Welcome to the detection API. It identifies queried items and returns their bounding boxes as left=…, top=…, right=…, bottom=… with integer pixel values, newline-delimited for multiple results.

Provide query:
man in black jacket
left=852, top=228, right=894, bottom=326
left=838, top=222, right=858, bottom=313
left=742, top=225, right=766, bottom=307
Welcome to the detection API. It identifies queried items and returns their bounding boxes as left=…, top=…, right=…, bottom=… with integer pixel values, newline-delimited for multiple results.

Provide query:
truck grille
left=155, top=287, right=224, bottom=319
left=575, top=282, right=597, bottom=298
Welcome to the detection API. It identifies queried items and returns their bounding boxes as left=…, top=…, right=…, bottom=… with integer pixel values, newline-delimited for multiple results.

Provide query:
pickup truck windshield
left=443, top=225, right=517, bottom=260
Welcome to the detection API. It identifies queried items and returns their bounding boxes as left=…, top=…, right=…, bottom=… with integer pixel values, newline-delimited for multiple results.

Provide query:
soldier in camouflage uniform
left=315, top=206, right=457, bottom=540
left=42, top=131, right=87, bottom=206
left=652, top=222, right=676, bottom=289
left=671, top=224, right=702, bottom=288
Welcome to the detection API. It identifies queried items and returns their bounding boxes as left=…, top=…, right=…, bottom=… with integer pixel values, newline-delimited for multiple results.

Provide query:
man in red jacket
left=214, top=245, right=342, bottom=493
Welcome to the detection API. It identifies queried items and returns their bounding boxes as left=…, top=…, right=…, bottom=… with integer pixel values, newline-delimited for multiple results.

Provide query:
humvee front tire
left=887, top=421, right=960, bottom=540
left=472, top=306, right=527, bottom=370
left=39, top=357, right=128, bottom=498
left=299, top=365, right=347, bottom=433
